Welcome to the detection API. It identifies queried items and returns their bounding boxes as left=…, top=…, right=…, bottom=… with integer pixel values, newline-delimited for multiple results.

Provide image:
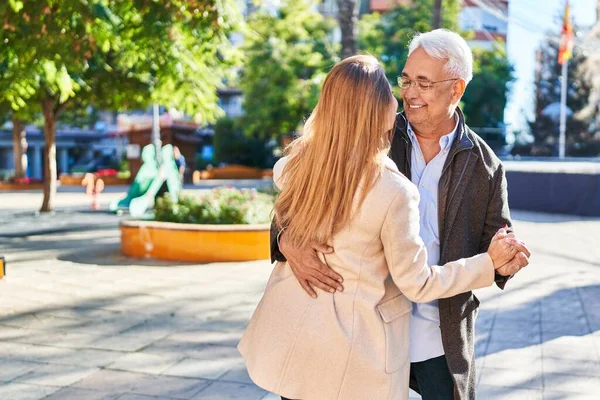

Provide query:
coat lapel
left=438, top=116, right=478, bottom=254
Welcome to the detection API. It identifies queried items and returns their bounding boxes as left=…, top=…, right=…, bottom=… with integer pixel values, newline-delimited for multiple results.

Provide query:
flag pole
left=559, top=60, right=568, bottom=158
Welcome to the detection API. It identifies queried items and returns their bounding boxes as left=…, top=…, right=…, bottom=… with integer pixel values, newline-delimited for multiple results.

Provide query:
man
left=270, top=30, right=529, bottom=399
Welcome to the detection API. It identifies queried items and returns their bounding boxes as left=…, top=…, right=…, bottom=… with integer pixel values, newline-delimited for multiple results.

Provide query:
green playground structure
left=110, top=144, right=182, bottom=217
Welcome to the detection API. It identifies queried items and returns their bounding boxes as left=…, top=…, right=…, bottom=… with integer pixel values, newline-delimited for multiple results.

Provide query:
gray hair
left=408, top=29, right=473, bottom=85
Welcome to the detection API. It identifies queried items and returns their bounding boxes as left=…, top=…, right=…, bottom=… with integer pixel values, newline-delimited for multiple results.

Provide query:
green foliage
left=358, top=0, right=460, bottom=84
left=462, top=46, right=514, bottom=128
left=0, top=0, right=242, bottom=122
left=213, top=117, right=240, bottom=163
left=154, top=188, right=275, bottom=225
left=213, top=117, right=276, bottom=168
left=241, top=0, right=338, bottom=140
left=0, top=0, right=242, bottom=210
left=195, top=155, right=215, bottom=171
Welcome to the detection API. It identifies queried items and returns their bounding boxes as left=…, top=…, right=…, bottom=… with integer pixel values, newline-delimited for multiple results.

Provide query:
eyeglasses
left=397, top=77, right=459, bottom=92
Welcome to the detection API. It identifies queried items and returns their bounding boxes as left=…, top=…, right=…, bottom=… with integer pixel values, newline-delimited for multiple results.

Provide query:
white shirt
left=407, top=116, right=458, bottom=363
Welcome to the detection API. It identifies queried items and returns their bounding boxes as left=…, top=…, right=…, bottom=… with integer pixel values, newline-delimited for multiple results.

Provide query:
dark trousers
left=409, top=355, right=455, bottom=400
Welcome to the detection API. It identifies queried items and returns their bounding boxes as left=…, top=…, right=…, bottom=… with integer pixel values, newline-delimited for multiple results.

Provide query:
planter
left=0, top=182, right=44, bottom=191
left=59, top=173, right=86, bottom=186
left=60, top=173, right=130, bottom=186
left=193, top=164, right=267, bottom=182
left=99, top=175, right=131, bottom=185
left=120, top=220, right=270, bottom=262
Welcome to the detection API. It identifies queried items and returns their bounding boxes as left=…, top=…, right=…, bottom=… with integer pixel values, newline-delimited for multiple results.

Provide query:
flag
left=558, top=0, right=574, bottom=65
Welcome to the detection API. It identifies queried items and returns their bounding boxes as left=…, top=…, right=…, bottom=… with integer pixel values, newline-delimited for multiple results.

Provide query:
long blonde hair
left=275, top=55, right=395, bottom=249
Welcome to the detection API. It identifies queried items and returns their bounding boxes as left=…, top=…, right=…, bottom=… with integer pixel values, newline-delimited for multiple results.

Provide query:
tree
left=336, top=0, right=360, bottom=59
left=241, top=0, right=338, bottom=141
left=461, top=46, right=514, bottom=128
left=0, top=102, right=38, bottom=180
left=358, top=0, right=460, bottom=85
left=578, top=21, right=600, bottom=140
left=433, top=0, right=443, bottom=29
left=0, top=0, right=241, bottom=211
left=529, top=32, right=591, bottom=156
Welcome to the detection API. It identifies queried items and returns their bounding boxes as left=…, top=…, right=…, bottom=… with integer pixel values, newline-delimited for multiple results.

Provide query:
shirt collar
left=406, top=112, right=459, bottom=153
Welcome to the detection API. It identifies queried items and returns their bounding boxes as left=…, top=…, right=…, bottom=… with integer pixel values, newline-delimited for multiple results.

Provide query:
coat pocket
left=376, top=294, right=413, bottom=373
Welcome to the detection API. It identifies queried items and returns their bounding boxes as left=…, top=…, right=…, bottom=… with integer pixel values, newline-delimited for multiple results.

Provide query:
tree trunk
left=433, top=0, right=443, bottom=29
left=41, top=99, right=58, bottom=212
left=336, top=0, right=359, bottom=59
left=12, top=118, right=27, bottom=179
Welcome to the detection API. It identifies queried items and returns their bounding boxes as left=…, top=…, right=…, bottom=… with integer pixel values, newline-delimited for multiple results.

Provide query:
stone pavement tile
left=540, top=305, right=586, bottom=323
left=87, top=333, right=161, bottom=352
left=474, top=312, right=494, bottom=330
left=14, top=364, right=98, bottom=387
left=476, top=384, right=543, bottom=400
left=74, top=369, right=211, bottom=399
left=493, top=318, right=541, bottom=333
left=486, top=340, right=541, bottom=356
left=541, top=319, right=590, bottom=336
left=195, top=318, right=249, bottom=334
left=44, top=387, right=121, bottom=400
left=542, top=338, right=599, bottom=362
left=543, top=372, right=600, bottom=394
left=0, top=313, right=87, bottom=331
left=162, top=356, right=238, bottom=380
left=191, top=381, right=266, bottom=400
left=543, top=391, right=600, bottom=400
left=142, top=338, right=208, bottom=357
left=0, top=342, right=72, bottom=364
left=0, top=381, right=61, bottom=400
left=494, top=304, right=541, bottom=323
left=488, top=324, right=541, bottom=345
left=480, top=351, right=542, bottom=371
left=0, top=359, right=42, bottom=382
left=217, top=361, right=253, bottom=385
left=50, top=348, right=126, bottom=368
left=542, top=356, right=600, bottom=376
left=114, top=394, right=179, bottom=400
left=259, top=393, right=280, bottom=400
left=478, top=367, right=543, bottom=390
left=73, top=369, right=151, bottom=392
left=107, top=352, right=184, bottom=375
left=474, top=338, right=487, bottom=358
left=164, top=330, right=242, bottom=348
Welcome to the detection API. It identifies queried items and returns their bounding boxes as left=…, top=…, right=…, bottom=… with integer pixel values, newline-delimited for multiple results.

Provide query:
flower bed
left=120, top=188, right=275, bottom=262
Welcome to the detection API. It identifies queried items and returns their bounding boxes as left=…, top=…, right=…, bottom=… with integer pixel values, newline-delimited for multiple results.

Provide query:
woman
left=238, top=55, right=522, bottom=400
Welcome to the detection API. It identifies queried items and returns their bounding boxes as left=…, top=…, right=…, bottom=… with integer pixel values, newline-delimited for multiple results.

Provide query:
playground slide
left=110, top=144, right=182, bottom=217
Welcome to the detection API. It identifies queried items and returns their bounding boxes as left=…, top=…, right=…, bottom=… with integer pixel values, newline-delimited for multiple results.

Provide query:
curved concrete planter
left=192, top=165, right=273, bottom=182
left=120, top=220, right=270, bottom=262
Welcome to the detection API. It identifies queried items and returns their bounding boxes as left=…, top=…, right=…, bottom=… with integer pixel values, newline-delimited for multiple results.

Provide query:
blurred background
left=1, top=0, right=599, bottom=214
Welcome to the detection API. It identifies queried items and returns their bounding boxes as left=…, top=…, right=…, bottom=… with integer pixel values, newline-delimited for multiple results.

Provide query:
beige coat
left=238, top=156, right=495, bottom=400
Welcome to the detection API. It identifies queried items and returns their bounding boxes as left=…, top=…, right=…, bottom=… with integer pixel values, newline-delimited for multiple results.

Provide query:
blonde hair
left=275, top=55, right=395, bottom=249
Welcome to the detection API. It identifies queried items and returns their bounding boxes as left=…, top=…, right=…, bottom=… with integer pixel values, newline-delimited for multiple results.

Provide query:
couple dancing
left=238, top=30, right=531, bottom=400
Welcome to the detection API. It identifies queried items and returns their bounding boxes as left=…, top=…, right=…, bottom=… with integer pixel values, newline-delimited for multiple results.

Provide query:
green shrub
left=154, top=187, right=275, bottom=224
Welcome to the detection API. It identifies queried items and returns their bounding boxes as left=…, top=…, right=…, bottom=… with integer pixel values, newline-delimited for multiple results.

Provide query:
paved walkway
left=0, top=190, right=599, bottom=399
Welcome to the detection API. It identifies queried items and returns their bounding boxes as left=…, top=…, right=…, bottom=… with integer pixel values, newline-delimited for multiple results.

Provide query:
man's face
left=401, top=47, right=463, bottom=130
